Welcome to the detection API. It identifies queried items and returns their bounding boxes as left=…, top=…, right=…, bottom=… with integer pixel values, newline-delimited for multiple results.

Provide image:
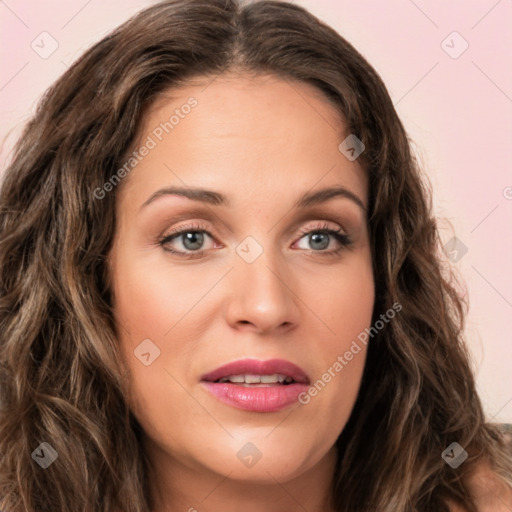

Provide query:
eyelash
left=158, top=221, right=352, bottom=259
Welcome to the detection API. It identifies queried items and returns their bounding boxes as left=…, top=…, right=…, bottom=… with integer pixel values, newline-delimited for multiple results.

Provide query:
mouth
left=201, top=358, right=310, bottom=385
left=215, top=373, right=297, bottom=386
left=200, top=358, right=310, bottom=412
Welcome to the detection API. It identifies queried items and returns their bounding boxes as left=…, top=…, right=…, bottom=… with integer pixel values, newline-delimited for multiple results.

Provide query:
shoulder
left=447, top=457, right=512, bottom=512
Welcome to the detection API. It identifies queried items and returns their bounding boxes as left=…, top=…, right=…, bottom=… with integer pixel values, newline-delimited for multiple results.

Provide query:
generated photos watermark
left=298, top=302, right=402, bottom=405
left=93, top=97, right=198, bottom=200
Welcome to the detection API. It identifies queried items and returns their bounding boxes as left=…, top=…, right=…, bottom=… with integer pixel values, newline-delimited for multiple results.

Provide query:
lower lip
left=201, top=381, right=309, bottom=412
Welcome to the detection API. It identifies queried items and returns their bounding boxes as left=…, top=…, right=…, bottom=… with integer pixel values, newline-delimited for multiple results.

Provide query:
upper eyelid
left=156, top=204, right=358, bottom=234
left=163, top=219, right=345, bottom=237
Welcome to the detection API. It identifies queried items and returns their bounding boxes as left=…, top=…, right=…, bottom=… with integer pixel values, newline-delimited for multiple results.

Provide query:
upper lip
left=201, top=358, right=310, bottom=384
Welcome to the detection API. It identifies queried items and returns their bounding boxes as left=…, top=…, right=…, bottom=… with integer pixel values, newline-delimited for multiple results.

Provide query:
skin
left=448, top=466, right=512, bottom=511
left=108, top=73, right=375, bottom=512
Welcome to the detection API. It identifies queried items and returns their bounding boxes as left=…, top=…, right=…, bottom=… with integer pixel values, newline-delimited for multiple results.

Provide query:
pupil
left=183, top=231, right=204, bottom=250
left=310, top=232, right=328, bottom=250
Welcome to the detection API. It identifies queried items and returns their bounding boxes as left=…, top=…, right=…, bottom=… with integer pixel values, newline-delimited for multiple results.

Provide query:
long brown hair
left=1, top=1, right=510, bottom=511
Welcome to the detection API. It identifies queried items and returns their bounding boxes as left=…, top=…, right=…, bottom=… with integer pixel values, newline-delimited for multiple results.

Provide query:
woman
left=0, top=1, right=510, bottom=511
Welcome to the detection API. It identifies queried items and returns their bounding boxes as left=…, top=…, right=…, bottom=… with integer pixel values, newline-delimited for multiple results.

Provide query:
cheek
left=299, top=256, right=373, bottom=423
left=109, top=254, right=218, bottom=417
left=110, top=261, right=202, bottom=451
left=303, top=252, right=374, bottom=345
left=301, top=332, right=368, bottom=444
left=111, top=253, right=210, bottom=342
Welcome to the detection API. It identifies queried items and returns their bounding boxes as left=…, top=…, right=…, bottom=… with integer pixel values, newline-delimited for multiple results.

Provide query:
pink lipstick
left=200, top=358, right=310, bottom=413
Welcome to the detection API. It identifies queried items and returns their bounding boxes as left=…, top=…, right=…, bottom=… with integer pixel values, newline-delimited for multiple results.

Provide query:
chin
left=196, top=434, right=332, bottom=483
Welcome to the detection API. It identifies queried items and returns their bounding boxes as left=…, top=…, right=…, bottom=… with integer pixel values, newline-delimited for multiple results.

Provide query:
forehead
left=118, top=73, right=367, bottom=209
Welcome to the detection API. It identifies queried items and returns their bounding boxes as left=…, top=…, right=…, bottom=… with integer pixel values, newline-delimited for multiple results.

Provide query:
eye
left=293, top=222, right=352, bottom=255
left=158, top=221, right=352, bottom=259
left=158, top=221, right=216, bottom=258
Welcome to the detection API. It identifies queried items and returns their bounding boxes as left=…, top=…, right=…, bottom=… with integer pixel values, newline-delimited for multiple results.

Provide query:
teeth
left=217, top=374, right=292, bottom=384
left=260, top=374, right=280, bottom=384
left=225, top=375, right=245, bottom=383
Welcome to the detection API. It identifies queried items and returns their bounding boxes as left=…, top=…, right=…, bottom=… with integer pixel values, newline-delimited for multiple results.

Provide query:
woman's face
left=108, top=73, right=374, bottom=489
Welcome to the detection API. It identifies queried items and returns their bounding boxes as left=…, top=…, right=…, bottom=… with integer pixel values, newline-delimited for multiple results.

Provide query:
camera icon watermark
left=443, top=237, right=468, bottom=263
left=237, top=442, right=263, bottom=468
left=31, top=442, right=58, bottom=469
left=31, top=31, right=59, bottom=59
left=338, top=134, right=365, bottom=161
left=235, top=236, right=263, bottom=264
left=134, top=338, right=161, bottom=366
left=441, top=31, right=469, bottom=59
left=442, top=442, right=468, bottom=468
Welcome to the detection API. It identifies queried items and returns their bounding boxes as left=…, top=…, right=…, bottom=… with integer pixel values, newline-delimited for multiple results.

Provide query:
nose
left=224, top=246, right=301, bottom=335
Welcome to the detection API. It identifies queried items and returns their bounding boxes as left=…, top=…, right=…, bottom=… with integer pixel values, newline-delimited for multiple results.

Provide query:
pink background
left=1, top=0, right=511, bottom=422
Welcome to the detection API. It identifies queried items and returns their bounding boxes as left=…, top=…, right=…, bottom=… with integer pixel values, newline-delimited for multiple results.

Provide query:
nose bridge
left=225, top=233, right=299, bottom=332
left=237, top=233, right=290, bottom=303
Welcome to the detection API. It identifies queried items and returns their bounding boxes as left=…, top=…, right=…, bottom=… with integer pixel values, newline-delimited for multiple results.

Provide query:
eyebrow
left=141, top=185, right=367, bottom=212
